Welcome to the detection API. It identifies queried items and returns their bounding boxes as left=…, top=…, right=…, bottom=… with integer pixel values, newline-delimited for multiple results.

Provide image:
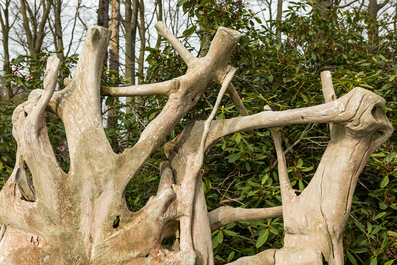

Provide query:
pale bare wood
left=227, top=83, right=249, bottom=116
left=228, top=88, right=393, bottom=265
left=15, top=168, right=36, bottom=202
left=271, top=129, right=296, bottom=201
left=321, top=71, right=336, bottom=103
left=155, top=21, right=197, bottom=66
left=0, top=21, right=393, bottom=265
left=208, top=206, right=283, bottom=232
left=321, top=70, right=337, bottom=137
left=178, top=67, right=236, bottom=254
left=101, top=79, right=179, bottom=97
left=118, top=25, right=241, bottom=191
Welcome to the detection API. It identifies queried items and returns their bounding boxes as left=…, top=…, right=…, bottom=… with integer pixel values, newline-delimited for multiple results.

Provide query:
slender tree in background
left=19, top=0, right=52, bottom=57
left=0, top=0, right=12, bottom=99
left=367, top=0, right=390, bottom=37
left=50, top=0, right=65, bottom=61
left=276, top=0, right=282, bottom=41
left=155, top=0, right=163, bottom=47
left=107, top=0, right=120, bottom=132
left=123, top=0, right=139, bottom=111
left=97, top=0, right=109, bottom=66
left=137, top=0, right=145, bottom=85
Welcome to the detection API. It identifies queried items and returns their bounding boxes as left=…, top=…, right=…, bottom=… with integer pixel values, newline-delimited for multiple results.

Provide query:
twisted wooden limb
left=5, top=57, right=66, bottom=219
left=167, top=83, right=392, bottom=265
left=155, top=21, right=197, bottom=67
left=228, top=82, right=393, bottom=265
left=101, top=79, right=180, bottom=97
left=101, top=21, right=246, bottom=120
left=208, top=206, right=282, bottom=232
left=227, top=83, right=249, bottom=116
left=117, top=24, right=241, bottom=191
left=7, top=23, right=242, bottom=264
left=0, top=57, right=67, bottom=263
left=321, top=71, right=336, bottom=137
left=1, top=20, right=393, bottom=265
left=176, top=67, right=236, bottom=257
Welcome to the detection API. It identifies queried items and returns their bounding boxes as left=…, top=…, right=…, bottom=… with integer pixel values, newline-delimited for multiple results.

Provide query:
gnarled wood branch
left=208, top=206, right=283, bottom=232
left=1, top=19, right=393, bottom=265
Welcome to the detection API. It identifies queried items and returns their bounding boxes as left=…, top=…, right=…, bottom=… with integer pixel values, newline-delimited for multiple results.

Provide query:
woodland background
left=0, top=0, right=396, bottom=264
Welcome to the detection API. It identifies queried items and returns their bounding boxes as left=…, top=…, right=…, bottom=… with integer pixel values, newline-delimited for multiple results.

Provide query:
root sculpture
left=0, top=23, right=392, bottom=265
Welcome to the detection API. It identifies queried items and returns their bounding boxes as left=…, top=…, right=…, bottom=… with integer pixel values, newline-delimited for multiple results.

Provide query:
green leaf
left=182, top=25, right=197, bottom=37
left=384, top=261, right=394, bottom=265
left=387, top=230, right=397, bottom=237
left=380, top=176, right=389, bottom=188
left=224, top=230, right=238, bottom=237
left=370, top=257, right=377, bottom=265
left=200, top=35, right=208, bottom=50
left=297, top=158, right=303, bottom=168
left=301, top=166, right=313, bottom=172
left=381, top=237, right=388, bottom=249
left=236, top=133, right=242, bottom=143
left=212, top=236, right=219, bottom=249
left=105, top=96, right=114, bottom=106
left=371, top=152, right=386, bottom=157
left=256, top=229, right=269, bottom=248
left=298, top=179, right=305, bottom=191
left=217, top=231, right=224, bottom=244
left=261, top=173, right=269, bottom=185
left=367, top=222, right=372, bottom=233
left=199, top=0, right=212, bottom=6
left=12, top=56, right=25, bottom=65
left=227, top=251, right=235, bottom=262
left=228, top=153, right=241, bottom=163
left=245, top=162, right=251, bottom=172
left=177, top=0, right=188, bottom=6
left=373, top=212, right=386, bottom=221
left=346, top=251, right=358, bottom=265
left=384, top=152, right=396, bottom=163
left=353, top=248, right=368, bottom=254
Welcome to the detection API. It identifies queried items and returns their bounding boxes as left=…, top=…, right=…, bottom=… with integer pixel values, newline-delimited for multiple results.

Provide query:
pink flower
left=57, top=146, right=66, bottom=152
left=26, top=75, right=33, bottom=80
left=12, top=71, right=21, bottom=77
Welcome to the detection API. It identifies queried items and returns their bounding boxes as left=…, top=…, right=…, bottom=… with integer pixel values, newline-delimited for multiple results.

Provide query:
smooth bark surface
left=0, top=21, right=393, bottom=265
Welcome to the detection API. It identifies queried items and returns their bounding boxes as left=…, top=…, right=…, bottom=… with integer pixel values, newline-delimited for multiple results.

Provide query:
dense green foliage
left=0, top=1, right=396, bottom=264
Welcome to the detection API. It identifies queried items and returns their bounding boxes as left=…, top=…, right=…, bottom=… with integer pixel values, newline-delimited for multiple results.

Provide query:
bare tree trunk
left=109, top=0, right=120, bottom=73
left=123, top=0, right=139, bottom=112
left=137, top=0, right=145, bottom=85
left=19, top=0, right=52, bottom=57
left=155, top=0, right=163, bottom=47
left=48, top=0, right=67, bottom=81
left=276, top=0, right=283, bottom=41
left=107, top=0, right=120, bottom=135
left=368, top=0, right=390, bottom=38
left=97, top=0, right=109, bottom=66
left=52, top=0, right=64, bottom=60
left=0, top=0, right=12, bottom=99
